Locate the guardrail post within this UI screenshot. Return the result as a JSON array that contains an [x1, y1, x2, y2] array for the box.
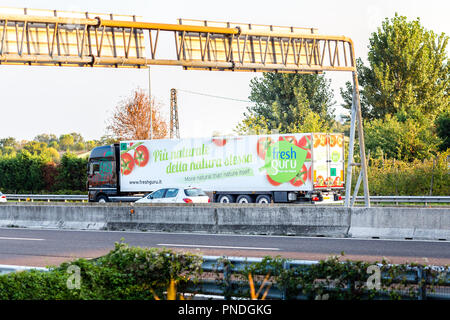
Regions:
[[417, 267, 427, 300], [222, 256, 232, 300], [282, 260, 290, 300]]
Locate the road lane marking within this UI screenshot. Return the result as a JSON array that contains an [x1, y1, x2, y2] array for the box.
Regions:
[[1, 227, 448, 243], [0, 237, 45, 241], [157, 243, 279, 251]]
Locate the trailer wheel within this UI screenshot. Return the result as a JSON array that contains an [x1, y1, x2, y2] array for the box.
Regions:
[[96, 195, 109, 203], [217, 194, 235, 203], [236, 195, 253, 204], [256, 195, 271, 204]]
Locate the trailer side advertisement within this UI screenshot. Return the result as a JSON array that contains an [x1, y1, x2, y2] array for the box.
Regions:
[[119, 133, 344, 193]]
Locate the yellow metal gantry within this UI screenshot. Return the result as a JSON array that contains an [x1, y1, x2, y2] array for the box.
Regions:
[[0, 7, 355, 73], [0, 7, 370, 207]]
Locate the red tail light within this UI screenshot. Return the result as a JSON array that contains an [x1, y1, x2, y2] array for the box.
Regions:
[[1, 195, 5, 199], [183, 198, 193, 203], [312, 197, 319, 202], [338, 196, 342, 200], [208, 198, 211, 203]]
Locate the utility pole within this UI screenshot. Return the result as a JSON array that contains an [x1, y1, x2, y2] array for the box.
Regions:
[[148, 67, 153, 139], [170, 88, 180, 139]]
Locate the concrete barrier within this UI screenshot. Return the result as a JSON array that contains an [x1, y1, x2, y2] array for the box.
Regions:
[[214, 205, 349, 237], [348, 207, 450, 240], [0, 203, 448, 240]]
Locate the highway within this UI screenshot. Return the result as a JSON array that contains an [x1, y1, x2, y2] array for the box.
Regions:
[[1, 227, 450, 267]]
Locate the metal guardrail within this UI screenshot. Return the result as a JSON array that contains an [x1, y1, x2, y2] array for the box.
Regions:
[[3, 194, 450, 204], [0, 264, 48, 275], [4, 194, 88, 202], [1, 256, 449, 300], [348, 196, 450, 204]]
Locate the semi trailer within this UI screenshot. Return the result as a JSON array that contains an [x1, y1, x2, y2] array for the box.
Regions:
[[87, 133, 344, 204]]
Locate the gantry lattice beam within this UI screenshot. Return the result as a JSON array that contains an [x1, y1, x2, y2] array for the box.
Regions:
[[0, 8, 356, 73]]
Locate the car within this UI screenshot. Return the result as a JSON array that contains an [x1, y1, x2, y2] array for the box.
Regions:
[[135, 187, 211, 204], [0, 192, 6, 203]]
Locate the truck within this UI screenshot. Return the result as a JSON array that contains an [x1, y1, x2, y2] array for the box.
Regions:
[[87, 133, 345, 204]]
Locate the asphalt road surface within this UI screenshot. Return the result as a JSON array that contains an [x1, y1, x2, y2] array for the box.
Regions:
[[1, 227, 450, 267]]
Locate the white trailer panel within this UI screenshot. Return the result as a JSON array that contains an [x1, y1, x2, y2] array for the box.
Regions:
[[119, 133, 344, 193]]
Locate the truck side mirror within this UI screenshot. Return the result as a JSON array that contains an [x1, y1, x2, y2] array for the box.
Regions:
[[89, 163, 94, 176]]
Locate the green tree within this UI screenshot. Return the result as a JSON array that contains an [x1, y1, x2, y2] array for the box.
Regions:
[[435, 110, 450, 151], [364, 114, 440, 161], [0, 137, 18, 151], [340, 14, 449, 161], [70, 132, 84, 145], [23, 141, 48, 156], [55, 153, 88, 191], [236, 73, 335, 134], [59, 134, 74, 151], [341, 14, 449, 121], [34, 133, 58, 145], [85, 140, 97, 151], [0, 151, 46, 193], [1, 146, 16, 157], [74, 142, 85, 151], [49, 141, 59, 150]]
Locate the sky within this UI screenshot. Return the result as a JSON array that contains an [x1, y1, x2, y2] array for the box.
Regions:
[[0, 0, 448, 142]]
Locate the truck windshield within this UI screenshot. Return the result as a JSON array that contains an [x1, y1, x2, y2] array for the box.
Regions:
[[184, 188, 206, 197]]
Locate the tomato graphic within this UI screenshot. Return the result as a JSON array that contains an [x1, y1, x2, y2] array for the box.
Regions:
[[320, 134, 327, 147], [121, 152, 134, 175], [279, 135, 296, 144], [290, 164, 308, 187], [313, 134, 321, 148], [316, 175, 325, 186], [266, 174, 281, 186], [212, 138, 227, 147], [334, 176, 342, 186], [134, 145, 149, 167], [296, 135, 312, 161], [337, 135, 343, 148], [329, 135, 337, 147], [296, 135, 310, 148], [257, 137, 274, 160], [325, 177, 334, 187]]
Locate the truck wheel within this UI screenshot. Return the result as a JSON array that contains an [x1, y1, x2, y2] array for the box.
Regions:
[[237, 195, 253, 204], [217, 194, 234, 203], [96, 195, 109, 203], [256, 195, 271, 204]]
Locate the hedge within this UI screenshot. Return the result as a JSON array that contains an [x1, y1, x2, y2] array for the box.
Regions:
[[0, 242, 202, 300], [0, 243, 448, 300], [0, 152, 87, 194], [350, 150, 449, 196]]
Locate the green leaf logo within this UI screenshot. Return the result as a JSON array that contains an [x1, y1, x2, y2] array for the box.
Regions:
[[260, 141, 307, 183], [331, 151, 340, 162]]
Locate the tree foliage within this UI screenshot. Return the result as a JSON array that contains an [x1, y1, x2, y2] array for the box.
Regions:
[[435, 110, 450, 151], [54, 153, 88, 191], [0, 151, 87, 193], [340, 14, 449, 160], [106, 88, 168, 140], [236, 73, 335, 134], [364, 114, 441, 161], [342, 14, 449, 121]]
